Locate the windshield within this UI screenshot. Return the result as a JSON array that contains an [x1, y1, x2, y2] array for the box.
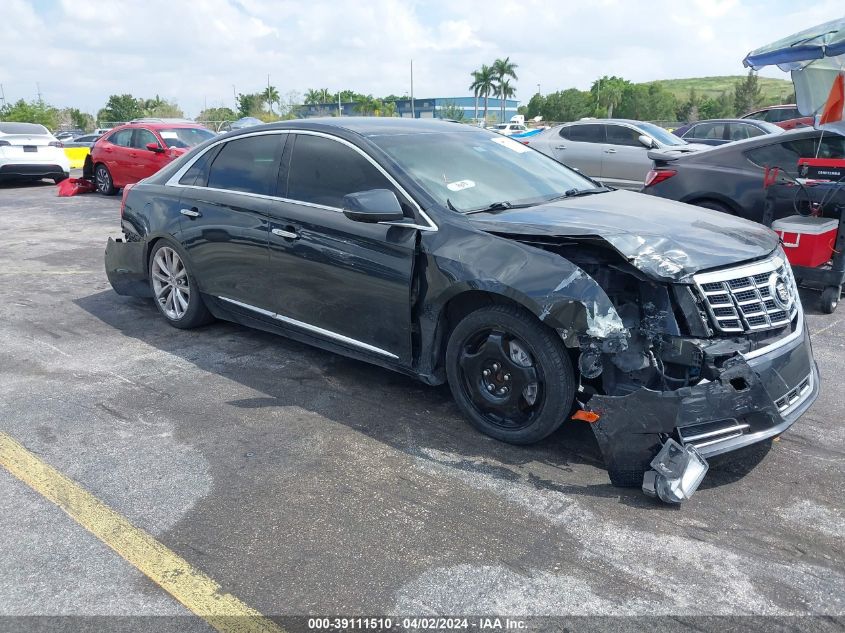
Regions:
[[638, 122, 686, 147], [158, 127, 215, 149], [373, 128, 600, 213]]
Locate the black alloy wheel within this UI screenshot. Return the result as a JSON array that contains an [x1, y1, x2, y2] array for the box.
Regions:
[[446, 304, 575, 444]]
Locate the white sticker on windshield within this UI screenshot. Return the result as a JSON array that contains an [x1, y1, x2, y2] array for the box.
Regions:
[[446, 179, 476, 192], [160, 131, 178, 139], [491, 136, 529, 153]]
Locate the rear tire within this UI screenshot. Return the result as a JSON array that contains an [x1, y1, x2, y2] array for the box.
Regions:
[[445, 304, 575, 445], [149, 241, 214, 329], [694, 199, 733, 215], [820, 286, 840, 314], [94, 163, 116, 195]]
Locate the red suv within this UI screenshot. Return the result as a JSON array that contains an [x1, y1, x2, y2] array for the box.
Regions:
[[741, 104, 814, 130], [85, 119, 215, 194]]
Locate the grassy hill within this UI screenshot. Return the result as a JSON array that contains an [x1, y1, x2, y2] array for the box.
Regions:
[[647, 75, 794, 103]]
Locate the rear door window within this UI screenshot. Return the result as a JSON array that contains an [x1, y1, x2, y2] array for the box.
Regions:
[[286, 133, 394, 209], [206, 134, 284, 196], [568, 124, 606, 143]]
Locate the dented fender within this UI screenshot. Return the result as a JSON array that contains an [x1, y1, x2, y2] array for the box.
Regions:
[[419, 225, 627, 343]]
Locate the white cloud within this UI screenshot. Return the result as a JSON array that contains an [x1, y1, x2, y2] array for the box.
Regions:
[[0, 0, 842, 117]]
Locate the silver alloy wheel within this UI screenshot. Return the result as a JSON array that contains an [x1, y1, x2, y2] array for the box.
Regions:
[[151, 247, 190, 320], [95, 165, 110, 192]]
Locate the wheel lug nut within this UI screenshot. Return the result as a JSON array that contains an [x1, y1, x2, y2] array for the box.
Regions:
[[487, 384, 494, 392], [504, 374, 510, 381], [493, 363, 500, 371], [482, 369, 490, 377]]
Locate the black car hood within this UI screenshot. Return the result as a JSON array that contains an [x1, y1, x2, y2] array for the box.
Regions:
[[468, 189, 779, 282]]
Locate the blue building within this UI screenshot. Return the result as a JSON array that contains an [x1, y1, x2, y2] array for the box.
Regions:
[[301, 96, 520, 123]]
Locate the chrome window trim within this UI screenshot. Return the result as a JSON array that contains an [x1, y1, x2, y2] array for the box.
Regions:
[[217, 296, 399, 360], [164, 128, 438, 232]]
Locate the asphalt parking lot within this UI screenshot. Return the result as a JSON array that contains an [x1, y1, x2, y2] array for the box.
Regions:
[[0, 175, 843, 631]]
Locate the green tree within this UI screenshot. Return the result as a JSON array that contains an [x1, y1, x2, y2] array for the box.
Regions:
[[236, 93, 262, 118], [439, 101, 465, 121], [98, 94, 144, 123], [616, 83, 677, 121], [196, 106, 236, 123], [67, 108, 95, 132], [676, 88, 703, 122], [590, 76, 628, 118], [0, 99, 60, 128], [541, 89, 592, 122], [734, 70, 763, 116], [262, 85, 280, 115], [699, 92, 735, 119], [470, 64, 496, 124], [496, 78, 515, 122], [492, 57, 519, 122], [145, 98, 183, 118], [525, 93, 545, 119]]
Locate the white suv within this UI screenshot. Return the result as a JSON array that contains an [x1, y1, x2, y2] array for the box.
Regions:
[[0, 122, 70, 183]]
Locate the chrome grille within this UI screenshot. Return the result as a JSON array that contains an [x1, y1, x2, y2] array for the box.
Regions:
[[693, 253, 799, 334], [775, 373, 813, 415]]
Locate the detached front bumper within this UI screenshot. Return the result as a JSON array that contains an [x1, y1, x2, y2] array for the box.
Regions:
[[589, 317, 819, 485], [104, 237, 152, 298]]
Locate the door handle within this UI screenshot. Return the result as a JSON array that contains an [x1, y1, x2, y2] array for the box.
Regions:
[[180, 208, 201, 218], [604, 148, 617, 154], [555, 145, 567, 150], [271, 227, 298, 239]]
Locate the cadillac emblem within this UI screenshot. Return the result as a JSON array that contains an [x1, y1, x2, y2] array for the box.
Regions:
[[770, 273, 793, 310]]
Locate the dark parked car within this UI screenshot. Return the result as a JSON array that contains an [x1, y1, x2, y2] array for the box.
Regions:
[[642, 127, 843, 222], [741, 104, 813, 130], [104, 118, 818, 502], [672, 119, 783, 146], [62, 133, 102, 148]]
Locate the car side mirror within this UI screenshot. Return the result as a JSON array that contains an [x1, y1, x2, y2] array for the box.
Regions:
[[342, 189, 405, 223], [146, 142, 164, 153], [638, 135, 655, 149]]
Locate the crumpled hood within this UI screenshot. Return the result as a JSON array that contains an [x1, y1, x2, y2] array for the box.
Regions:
[[468, 189, 779, 281]]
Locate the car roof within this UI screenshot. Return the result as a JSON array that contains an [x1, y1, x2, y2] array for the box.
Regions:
[[111, 121, 208, 130], [228, 117, 478, 138]]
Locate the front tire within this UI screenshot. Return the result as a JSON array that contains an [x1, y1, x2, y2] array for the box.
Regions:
[[445, 304, 576, 445], [94, 163, 116, 195], [149, 241, 213, 329]]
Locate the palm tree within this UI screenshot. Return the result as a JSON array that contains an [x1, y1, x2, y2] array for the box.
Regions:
[[304, 89, 322, 105], [497, 79, 515, 122], [492, 57, 519, 122], [469, 69, 483, 123], [471, 64, 496, 125], [263, 85, 280, 115]]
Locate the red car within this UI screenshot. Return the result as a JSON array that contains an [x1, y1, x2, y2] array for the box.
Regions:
[[741, 104, 814, 130], [85, 119, 215, 195]]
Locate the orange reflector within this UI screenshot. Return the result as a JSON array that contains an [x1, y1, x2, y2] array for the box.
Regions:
[[572, 410, 600, 423]]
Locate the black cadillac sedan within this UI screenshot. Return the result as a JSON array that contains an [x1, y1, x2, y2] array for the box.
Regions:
[[105, 118, 819, 501]]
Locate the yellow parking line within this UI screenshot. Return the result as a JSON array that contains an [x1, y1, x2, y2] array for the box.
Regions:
[[0, 431, 284, 633]]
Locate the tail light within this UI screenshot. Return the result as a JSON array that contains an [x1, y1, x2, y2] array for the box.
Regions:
[[49, 141, 64, 148], [120, 184, 134, 218], [0, 140, 10, 146], [644, 169, 677, 187]]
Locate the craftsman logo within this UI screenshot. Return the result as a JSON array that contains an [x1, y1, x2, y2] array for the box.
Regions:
[[770, 273, 793, 311]]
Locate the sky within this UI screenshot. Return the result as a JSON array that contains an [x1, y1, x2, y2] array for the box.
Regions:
[[1, 0, 842, 117]]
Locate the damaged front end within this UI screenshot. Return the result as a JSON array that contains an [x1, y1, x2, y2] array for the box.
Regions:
[[519, 238, 820, 503]]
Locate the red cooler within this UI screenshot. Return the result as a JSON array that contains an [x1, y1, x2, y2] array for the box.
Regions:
[[772, 215, 838, 268]]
